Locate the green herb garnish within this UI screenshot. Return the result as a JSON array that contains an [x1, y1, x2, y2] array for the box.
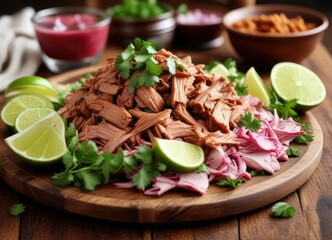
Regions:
[[239, 112, 262, 131], [287, 146, 301, 157], [217, 178, 245, 189], [9, 204, 25, 216], [52, 124, 164, 191], [115, 38, 163, 93], [272, 202, 297, 218], [108, 0, 167, 19]]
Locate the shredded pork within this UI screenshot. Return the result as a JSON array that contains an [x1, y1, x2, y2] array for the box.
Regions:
[[59, 49, 304, 195]]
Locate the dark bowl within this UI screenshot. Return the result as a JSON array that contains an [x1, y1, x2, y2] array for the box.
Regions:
[[223, 4, 329, 67], [175, 9, 223, 49], [108, 4, 176, 48]]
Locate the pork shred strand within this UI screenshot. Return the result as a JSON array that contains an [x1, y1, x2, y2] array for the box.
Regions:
[[59, 50, 252, 153]]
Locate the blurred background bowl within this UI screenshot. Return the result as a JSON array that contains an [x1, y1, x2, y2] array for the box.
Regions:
[[223, 4, 329, 67], [108, 4, 176, 49], [175, 9, 223, 49]]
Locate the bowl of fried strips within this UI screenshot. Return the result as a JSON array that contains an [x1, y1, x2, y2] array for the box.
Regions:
[[223, 4, 329, 67]]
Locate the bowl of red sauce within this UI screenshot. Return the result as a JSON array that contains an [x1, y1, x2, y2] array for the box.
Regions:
[[32, 7, 110, 72], [175, 9, 223, 49]]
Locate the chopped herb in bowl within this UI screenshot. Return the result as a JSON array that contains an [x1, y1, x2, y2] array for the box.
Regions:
[[108, 0, 168, 19]]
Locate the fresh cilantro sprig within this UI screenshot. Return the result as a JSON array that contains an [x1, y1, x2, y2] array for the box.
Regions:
[[52, 123, 165, 191], [287, 146, 301, 157], [115, 38, 184, 93], [272, 202, 297, 218], [250, 170, 266, 177], [267, 92, 299, 121], [239, 112, 262, 131], [9, 204, 25, 216], [217, 178, 245, 189], [108, 0, 167, 19]]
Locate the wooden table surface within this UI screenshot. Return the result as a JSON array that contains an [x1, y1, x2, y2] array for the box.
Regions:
[[1, 29, 332, 240]]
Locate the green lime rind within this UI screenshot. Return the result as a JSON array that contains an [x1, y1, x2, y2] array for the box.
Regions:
[[5, 111, 67, 166], [271, 62, 326, 111], [245, 67, 271, 106], [14, 107, 55, 132], [152, 138, 204, 173], [5, 85, 59, 103], [5, 76, 55, 94], [1, 95, 53, 127]]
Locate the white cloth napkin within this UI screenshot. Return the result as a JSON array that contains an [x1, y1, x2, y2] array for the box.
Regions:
[[0, 7, 41, 91]]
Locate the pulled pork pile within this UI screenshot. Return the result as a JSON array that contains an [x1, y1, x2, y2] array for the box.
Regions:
[[59, 49, 253, 153], [59, 49, 304, 195]]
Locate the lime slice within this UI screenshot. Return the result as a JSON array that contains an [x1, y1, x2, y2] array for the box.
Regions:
[[1, 95, 54, 127], [271, 62, 326, 111], [14, 107, 55, 132], [5, 85, 59, 103], [209, 63, 230, 77], [152, 138, 204, 173], [245, 67, 271, 106], [5, 76, 55, 93], [5, 111, 67, 166]]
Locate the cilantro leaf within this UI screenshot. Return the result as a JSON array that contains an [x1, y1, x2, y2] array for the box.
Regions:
[[9, 204, 25, 216], [123, 156, 138, 174], [116, 38, 162, 92], [146, 57, 162, 76], [287, 146, 301, 157], [217, 178, 245, 189], [132, 165, 160, 190], [197, 164, 208, 173], [52, 171, 74, 187], [272, 202, 296, 218], [76, 170, 101, 191], [167, 57, 176, 75], [138, 71, 159, 88], [268, 92, 299, 120], [294, 133, 314, 144], [117, 59, 133, 79], [250, 170, 266, 177], [239, 112, 262, 131], [134, 145, 153, 164]]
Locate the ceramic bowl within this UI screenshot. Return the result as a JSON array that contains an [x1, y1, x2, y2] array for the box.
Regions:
[[175, 9, 223, 49], [108, 4, 176, 48], [223, 4, 329, 67]]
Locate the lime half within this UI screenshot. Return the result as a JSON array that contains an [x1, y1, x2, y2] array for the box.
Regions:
[[209, 63, 230, 78], [245, 67, 271, 106], [271, 62, 326, 111], [14, 107, 55, 132], [5, 111, 67, 166], [152, 138, 204, 173], [1, 95, 54, 127]]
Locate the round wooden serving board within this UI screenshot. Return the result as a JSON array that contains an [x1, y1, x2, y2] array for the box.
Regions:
[[0, 67, 323, 223]]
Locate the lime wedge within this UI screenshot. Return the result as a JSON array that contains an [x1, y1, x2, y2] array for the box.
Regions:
[[245, 67, 271, 106], [209, 63, 230, 77], [5, 85, 59, 103], [5, 76, 55, 93], [5, 111, 67, 166], [152, 138, 204, 173], [14, 107, 55, 132], [1, 95, 54, 127], [271, 62, 326, 111]]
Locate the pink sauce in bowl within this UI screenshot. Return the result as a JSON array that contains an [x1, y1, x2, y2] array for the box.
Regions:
[[32, 7, 110, 72]]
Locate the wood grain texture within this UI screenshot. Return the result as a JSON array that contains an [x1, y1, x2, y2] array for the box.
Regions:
[[0, 68, 323, 223], [0, 180, 21, 240]]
